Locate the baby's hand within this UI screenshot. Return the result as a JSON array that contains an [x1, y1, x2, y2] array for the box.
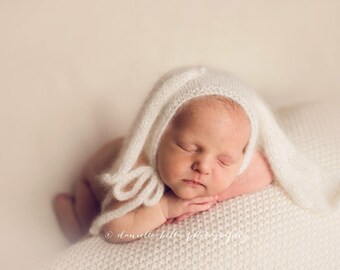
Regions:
[[160, 191, 218, 224]]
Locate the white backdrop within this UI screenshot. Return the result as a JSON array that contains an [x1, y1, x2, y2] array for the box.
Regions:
[[0, 1, 339, 269]]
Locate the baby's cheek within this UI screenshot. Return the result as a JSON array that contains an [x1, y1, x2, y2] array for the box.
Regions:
[[158, 152, 180, 176], [215, 170, 237, 191], [166, 155, 184, 173]]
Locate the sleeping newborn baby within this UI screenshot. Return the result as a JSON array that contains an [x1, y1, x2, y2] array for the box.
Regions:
[[54, 95, 273, 243], [54, 66, 336, 243]]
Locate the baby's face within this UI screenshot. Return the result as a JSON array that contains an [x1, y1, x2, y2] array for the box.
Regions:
[[156, 98, 250, 200]]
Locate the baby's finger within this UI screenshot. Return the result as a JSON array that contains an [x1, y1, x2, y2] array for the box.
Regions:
[[165, 218, 175, 225], [188, 201, 215, 213], [188, 195, 218, 205]]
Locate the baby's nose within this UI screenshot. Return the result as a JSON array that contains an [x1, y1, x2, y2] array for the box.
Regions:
[[192, 159, 213, 175]]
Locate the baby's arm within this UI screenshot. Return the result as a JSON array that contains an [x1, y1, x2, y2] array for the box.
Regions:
[[102, 191, 217, 243], [216, 149, 273, 202], [102, 196, 167, 243]]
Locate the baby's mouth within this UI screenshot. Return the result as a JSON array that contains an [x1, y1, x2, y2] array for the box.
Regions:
[[183, 179, 205, 187]]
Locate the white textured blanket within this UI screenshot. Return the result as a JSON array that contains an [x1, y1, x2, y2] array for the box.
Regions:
[[41, 100, 340, 270]]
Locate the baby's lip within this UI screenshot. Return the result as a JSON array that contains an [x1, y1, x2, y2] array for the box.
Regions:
[[183, 179, 205, 186]]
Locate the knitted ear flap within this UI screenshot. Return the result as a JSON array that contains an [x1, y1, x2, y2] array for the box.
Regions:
[[254, 95, 339, 213], [89, 67, 207, 235]]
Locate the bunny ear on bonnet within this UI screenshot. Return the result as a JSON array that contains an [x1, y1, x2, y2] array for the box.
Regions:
[[253, 95, 340, 213]]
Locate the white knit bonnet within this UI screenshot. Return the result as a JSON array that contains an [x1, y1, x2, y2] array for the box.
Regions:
[[89, 66, 339, 235]]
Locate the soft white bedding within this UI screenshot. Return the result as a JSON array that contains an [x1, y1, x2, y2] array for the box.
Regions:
[[41, 101, 340, 270]]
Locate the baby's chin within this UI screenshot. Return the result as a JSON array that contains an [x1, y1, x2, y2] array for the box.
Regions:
[[173, 189, 207, 200]]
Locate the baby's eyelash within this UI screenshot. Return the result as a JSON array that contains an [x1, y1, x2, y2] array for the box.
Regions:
[[218, 160, 231, 167], [177, 143, 197, 152], [218, 160, 226, 166]]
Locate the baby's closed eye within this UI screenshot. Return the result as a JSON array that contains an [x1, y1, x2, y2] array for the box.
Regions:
[[218, 160, 229, 167], [177, 143, 197, 152]]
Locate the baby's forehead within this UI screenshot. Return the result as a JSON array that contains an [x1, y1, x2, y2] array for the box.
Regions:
[[171, 96, 249, 129]]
